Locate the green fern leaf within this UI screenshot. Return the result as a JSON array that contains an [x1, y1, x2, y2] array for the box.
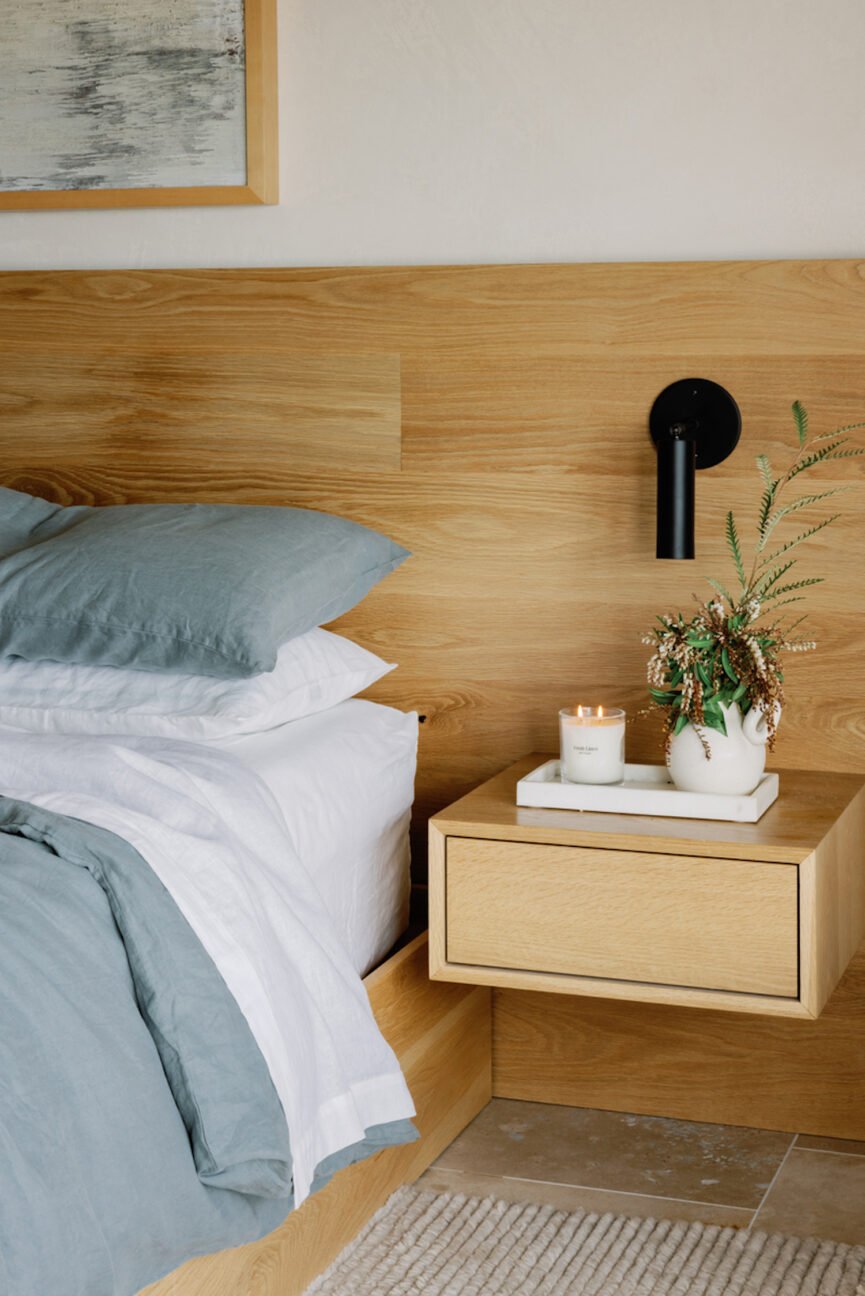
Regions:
[[787, 440, 848, 478], [823, 446, 865, 461], [756, 454, 774, 492], [706, 577, 734, 605], [757, 483, 779, 538], [814, 418, 865, 441], [792, 400, 809, 446], [754, 560, 796, 597], [779, 486, 848, 516], [761, 576, 824, 604], [769, 596, 807, 611], [783, 613, 809, 633], [758, 514, 841, 567], [787, 442, 865, 479], [758, 487, 849, 549], [725, 511, 746, 590]]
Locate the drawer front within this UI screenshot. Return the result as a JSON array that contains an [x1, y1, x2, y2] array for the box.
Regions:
[[446, 838, 798, 997]]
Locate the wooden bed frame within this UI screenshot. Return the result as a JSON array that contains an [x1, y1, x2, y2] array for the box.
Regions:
[[143, 936, 491, 1295], [2, 259, 865, 1291]]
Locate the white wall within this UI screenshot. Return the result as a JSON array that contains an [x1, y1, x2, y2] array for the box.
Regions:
[[1, 0, 863, 270]]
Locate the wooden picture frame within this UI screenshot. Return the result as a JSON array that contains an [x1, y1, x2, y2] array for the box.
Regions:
[[0, 0, 278, 211]]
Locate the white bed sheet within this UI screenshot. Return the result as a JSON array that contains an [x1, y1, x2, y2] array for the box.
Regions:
[[214, 699, 418, 977], [0, 725, 415, 1207]]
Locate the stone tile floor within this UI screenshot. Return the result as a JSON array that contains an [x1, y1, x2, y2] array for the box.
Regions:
[[418, 1099, 865, 1246]]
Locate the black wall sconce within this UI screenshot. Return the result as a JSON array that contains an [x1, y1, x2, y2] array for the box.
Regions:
[[649, 378, 741, 559]]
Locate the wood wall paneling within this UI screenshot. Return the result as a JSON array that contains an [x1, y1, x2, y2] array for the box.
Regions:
[[2, 263, 864, 822], [2, 348, 401, 475], [2, 259, 865, 1135], [491, 976, 865, 1140]]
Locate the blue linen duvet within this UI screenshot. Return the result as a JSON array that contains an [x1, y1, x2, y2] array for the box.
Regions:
[[0, 797, 414, 1296]]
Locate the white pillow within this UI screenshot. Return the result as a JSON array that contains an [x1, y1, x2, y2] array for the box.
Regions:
[[0, 629, 395, 740]]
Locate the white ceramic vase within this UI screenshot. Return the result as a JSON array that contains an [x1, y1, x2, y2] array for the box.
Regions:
[[667, 702, 778, 796]]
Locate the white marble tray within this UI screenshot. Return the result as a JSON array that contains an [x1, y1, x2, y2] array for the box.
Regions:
[[516, 760, 779, 823]]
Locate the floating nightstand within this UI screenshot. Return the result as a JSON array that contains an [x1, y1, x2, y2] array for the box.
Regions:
[[429, 756, 865, 1020]]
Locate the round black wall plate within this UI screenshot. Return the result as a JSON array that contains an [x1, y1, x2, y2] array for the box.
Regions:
[[649, 378, 741, 469]]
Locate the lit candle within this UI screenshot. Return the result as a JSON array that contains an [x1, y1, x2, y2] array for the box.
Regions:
[[559, 705, 626, 785]]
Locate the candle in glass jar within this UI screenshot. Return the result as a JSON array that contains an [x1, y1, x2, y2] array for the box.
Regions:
[[559, 705, 626, 784]]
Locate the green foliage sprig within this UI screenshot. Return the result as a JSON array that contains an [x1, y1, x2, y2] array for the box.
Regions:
[[645, 403, 864, 750]]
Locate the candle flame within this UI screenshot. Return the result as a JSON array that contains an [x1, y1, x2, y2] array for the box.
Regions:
[[598, 704, 604, 718], [577, 704, 584, 717]]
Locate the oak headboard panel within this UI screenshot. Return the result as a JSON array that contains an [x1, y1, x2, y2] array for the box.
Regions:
[[1, 260, 864, 830]]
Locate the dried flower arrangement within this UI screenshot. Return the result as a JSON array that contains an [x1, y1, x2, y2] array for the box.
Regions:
[[645, 403, 864, 753]]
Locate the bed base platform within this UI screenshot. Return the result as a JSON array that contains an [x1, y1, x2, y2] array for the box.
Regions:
[[143, 934, 491, 1296]]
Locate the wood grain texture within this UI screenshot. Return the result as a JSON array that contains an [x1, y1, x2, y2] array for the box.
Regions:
[[2, 259, 865, 1134], [1, 349, 401, 475], [432, 756, 864, 864], [799, 784, 865, 1017], [243, 0, 279, 204], [430, 758, 864, 1021], [143, 935, 492, 1296], [1, 262, 864, 828], [444, 838, 798, 997], [485, 774, 865, 1136], [492, 978, 865, 1140]]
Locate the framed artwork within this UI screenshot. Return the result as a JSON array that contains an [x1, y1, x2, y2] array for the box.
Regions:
[[0, 0, 277, 210]]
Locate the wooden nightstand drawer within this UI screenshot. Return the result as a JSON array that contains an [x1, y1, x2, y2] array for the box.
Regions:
[[429, 756, 865, 1018], [445, 837, 798, 997]]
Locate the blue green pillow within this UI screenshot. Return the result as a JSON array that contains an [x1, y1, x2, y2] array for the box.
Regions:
[[0, 488, 408, 678]]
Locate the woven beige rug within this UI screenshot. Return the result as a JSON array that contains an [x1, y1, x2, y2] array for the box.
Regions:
[[306, 1187, 865, 1295]]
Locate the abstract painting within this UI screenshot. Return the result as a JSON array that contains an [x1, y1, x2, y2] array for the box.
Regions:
[[0, 0, 277, 209]]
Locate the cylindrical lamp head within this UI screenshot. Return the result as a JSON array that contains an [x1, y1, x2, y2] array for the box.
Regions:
[[656, 434, 696, 559]]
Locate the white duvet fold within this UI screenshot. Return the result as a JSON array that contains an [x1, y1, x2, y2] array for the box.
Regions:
[[0, 731, 415, 1207]]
